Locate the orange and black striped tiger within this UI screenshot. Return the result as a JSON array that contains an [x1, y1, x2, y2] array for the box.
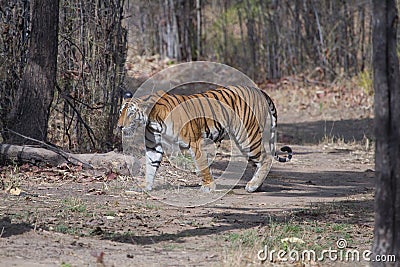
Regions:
[[117, 85, 292, 193]]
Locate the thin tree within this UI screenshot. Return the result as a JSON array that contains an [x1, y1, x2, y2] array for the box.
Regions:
[[5, 0, 59, 144], [372, 0, 400, 265]]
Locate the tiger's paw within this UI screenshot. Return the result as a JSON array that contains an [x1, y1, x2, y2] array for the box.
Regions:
[[125, 186, 148, 194], [245, 182, 261, 193], [126, 182, 152, 193], [145, 184, 153, 192], [200, 181, 216, 193]]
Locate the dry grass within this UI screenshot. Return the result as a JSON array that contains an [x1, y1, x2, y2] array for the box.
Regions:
[[219, 203, 374, 266]]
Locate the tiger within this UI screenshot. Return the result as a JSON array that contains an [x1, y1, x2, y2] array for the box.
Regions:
[[117, 85, 292, 193]]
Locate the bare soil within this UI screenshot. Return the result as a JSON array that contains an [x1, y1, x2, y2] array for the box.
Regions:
[[0, 82, 375, 267]]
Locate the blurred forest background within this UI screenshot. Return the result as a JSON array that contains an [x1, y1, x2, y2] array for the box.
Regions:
[[0, 0, 398, 153]]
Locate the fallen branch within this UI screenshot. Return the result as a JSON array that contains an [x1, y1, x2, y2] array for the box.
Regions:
[[0, 144, 142, 176], [4, 128, 93, 168]]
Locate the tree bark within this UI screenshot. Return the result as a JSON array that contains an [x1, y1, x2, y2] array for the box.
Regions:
[[372, 0, 400, 265], [5, 0, 59, 145]]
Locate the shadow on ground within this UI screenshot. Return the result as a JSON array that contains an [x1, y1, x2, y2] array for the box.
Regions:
[[103, 166, 374, 245], [0, 216, 33, 238], [279, 118, 373, 144], [105, 199, 373, 246]]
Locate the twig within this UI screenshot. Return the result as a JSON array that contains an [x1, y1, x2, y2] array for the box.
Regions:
[[55, 84, 97, 149]]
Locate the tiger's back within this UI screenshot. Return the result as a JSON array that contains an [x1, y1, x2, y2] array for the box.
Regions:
[[149, 86, 273, 160]]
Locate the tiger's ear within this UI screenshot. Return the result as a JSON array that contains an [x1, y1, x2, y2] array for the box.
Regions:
[[137, 100, 152, 111], [155, 90, 166, 96], [123, 91, 133, 99]]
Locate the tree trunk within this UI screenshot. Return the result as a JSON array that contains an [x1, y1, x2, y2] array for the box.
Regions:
[[5, 0, 59, 145], [196, 0, 201, 59], [372, 0, 400, 265], [245, 0, 257, 80]]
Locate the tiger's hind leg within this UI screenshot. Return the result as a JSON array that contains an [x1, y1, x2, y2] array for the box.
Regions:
[[245, 148, 273, 193], [190, 140, 216, 193]]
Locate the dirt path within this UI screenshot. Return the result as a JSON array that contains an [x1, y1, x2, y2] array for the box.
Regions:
[[0, 87, 375, 267]]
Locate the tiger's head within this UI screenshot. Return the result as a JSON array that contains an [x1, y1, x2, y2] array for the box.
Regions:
[[116, 92, 148, 132]]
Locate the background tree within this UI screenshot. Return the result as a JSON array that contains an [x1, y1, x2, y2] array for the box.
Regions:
[[372, 0, 400, 264], [4, 0, 59, 144], [0, 0, 387, 152], [55, 0, 127, 152], [0, 0, 127, 152], [126, 0, 372, 82]]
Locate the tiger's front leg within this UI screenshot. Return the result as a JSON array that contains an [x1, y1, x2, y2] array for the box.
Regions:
[[144, 148, 163, 191], [144, 130, 163, 191], [190, 140, 216, 193]]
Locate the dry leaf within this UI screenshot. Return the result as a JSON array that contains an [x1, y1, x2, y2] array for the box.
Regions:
[[106, 172, 117, 180], [9, 187, 22, 196]]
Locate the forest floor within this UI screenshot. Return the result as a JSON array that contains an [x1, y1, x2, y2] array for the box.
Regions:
[[0, 76, 376, 266]]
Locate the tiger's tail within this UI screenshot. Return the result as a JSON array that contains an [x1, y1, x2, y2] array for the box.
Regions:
[[274, 146, 293, 162]]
